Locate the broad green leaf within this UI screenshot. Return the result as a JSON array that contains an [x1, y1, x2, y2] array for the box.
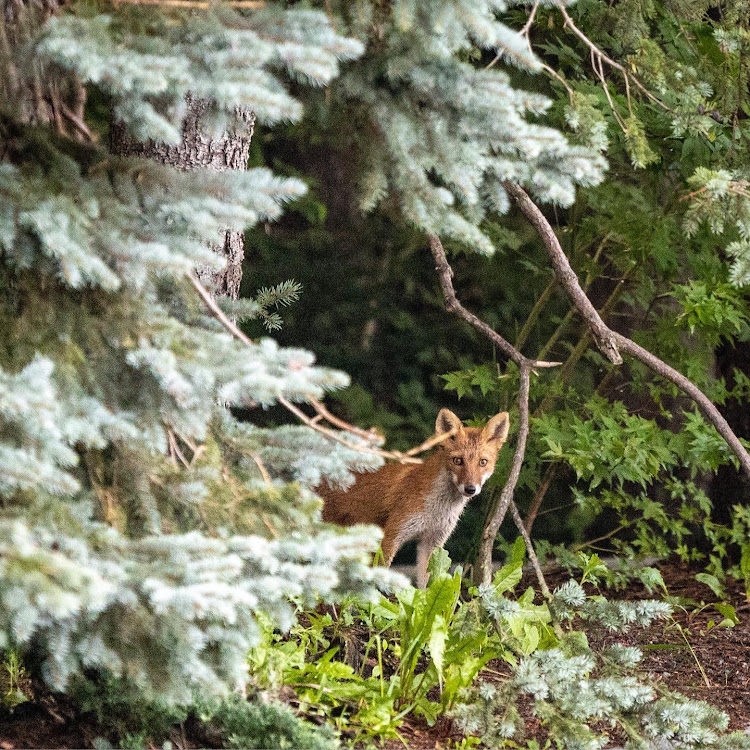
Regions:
[[427, 547, 451, 580], [521, 623, 540, 655], [428, 614, 448, 688], [695, 572, 725, 599], [713, 602, 739, 626], [491, 560, 523, 595]]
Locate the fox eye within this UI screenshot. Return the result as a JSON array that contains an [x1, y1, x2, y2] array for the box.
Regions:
[[452, 457, 463, 466], [479, 458, 488, 467]]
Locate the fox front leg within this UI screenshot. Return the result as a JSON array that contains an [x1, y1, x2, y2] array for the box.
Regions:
[[415, 538, 438, 588]]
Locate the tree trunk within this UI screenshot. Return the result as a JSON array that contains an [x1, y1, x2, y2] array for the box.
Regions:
[[110, 96, 255, 299]]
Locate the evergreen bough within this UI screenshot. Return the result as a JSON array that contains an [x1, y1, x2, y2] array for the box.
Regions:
[[0, 0, 605, 713], [454, 580, 750, 749], [0, 0, 401, 703], [331, 0, 607, 254]]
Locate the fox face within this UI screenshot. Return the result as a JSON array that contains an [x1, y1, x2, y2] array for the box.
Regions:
[[435, 409, 510, 498]]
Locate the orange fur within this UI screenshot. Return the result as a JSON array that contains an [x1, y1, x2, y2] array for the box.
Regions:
[[318, 409, 510, 587]]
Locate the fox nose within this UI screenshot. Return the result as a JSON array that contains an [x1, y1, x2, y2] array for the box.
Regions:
[[464, 485, 477, 496]]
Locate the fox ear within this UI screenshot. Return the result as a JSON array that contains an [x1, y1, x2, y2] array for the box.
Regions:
[[482, 412, 510, 445], [436, 408, 463, 438]]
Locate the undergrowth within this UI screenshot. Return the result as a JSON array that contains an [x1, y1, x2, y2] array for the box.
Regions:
[[244, 542, 750, 748], [4, 544, 748, 748]]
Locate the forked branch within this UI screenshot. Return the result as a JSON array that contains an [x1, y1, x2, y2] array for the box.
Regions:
[[429, 236, 560, 372], [429, 234, 558, 591], [503, 182, 750, 480]]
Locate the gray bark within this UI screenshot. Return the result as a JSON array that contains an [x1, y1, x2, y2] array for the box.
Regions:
[[110, 97, 255, 299]]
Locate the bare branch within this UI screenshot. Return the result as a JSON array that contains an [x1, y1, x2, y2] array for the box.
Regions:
[[190, 272, 443, 465], [503, 183, 623, 365], [428, 235, 561, 371], [504, 184, 750, 480], [613, 333, 750, 478], [474, 361, 533, 586], [167, 428, 191, 469]]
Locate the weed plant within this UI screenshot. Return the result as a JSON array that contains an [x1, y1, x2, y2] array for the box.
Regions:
[[247, 543, 750, 748]]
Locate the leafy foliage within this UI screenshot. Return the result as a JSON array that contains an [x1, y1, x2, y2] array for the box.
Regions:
[[456, 565, 750, 749], [245, 546, 750, 748], [247, 550, 505, 742]]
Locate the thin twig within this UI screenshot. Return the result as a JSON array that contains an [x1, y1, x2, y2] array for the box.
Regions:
[[307, 396, 383, 443], [571, 523, 628, 552], [404, 428, 457, 456], [189, 445, 205, 467], [509, 499, 551, 599], [190, 271, 437, 464], [60, 103, 93, 141], [524, 463, 556, 534], [515, 275, 556, 352], [542, 63, 576, 99], [262, 517, 279, 538], [592, 47, 626, 131], [167, 429, 191, 469], [556, 4, 673, 114], [678, 186, 707, 202], [247, 450, 272, 485], [505, 183, 750, 480], [277, 394, 421, 464], [521, 1, 541, 38], [189, 272, 254, 345]]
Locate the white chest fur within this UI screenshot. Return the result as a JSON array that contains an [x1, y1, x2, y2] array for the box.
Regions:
[[393, 467, 469, 550]]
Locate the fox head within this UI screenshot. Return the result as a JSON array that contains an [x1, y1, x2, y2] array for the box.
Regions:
[[435, 409, 510, 499]]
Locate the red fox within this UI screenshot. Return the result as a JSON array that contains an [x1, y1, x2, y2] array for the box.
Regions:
[[318, 409, 510, 587]]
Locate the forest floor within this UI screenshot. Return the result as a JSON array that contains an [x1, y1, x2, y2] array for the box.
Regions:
[[385, 560, 750, 749], [1, 561, 749, 749]]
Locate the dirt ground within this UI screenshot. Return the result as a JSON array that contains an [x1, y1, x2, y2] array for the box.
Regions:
[[1, 561, 749, 749]]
